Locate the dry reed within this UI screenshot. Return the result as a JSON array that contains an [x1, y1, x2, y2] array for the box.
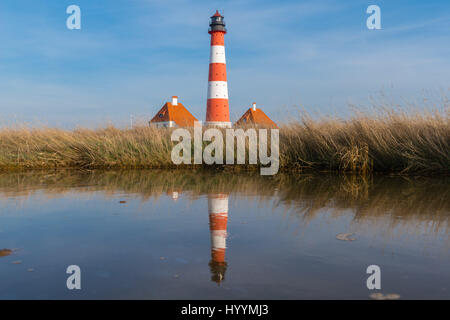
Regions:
[[0, 108, 448, 174]]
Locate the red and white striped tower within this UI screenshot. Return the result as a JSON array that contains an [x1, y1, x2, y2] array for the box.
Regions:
[[205, 11, 232, 128], [208, 193, 229, 284]]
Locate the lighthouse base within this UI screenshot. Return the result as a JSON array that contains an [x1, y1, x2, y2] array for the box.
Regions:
[[204, 121, 232, 128]]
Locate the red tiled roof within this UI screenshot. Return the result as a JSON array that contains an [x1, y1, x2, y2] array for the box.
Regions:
[[235, 108, 278, 128], [150, 101, 198, 127]]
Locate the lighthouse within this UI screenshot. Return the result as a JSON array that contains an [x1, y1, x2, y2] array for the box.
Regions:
[[205, 11, 232, 128], [208, 193, 229, 284]]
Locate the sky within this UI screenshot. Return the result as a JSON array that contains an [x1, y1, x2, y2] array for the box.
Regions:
[[0, 0, 449, 128]]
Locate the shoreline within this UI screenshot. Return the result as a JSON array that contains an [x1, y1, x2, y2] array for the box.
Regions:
[[0, 165, 448, 177]]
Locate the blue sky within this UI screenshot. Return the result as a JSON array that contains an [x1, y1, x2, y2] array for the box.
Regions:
[[0, 0, 449, 128]]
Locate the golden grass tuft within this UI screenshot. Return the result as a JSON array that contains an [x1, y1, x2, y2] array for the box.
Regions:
[[279, 108, 449, 174]]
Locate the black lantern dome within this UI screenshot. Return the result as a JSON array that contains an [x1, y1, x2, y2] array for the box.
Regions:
[[209, 10, 226, 33]]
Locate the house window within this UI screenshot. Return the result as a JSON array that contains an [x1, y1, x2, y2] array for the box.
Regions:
[[159, 114, 164, 118]]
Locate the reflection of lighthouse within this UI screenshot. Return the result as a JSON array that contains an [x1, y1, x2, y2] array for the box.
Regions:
[[166, 190, 181, 201], [208, 193, 229, 285]]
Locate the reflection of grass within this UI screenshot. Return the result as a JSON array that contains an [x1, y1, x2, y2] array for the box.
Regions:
[[0, 170, 448, 234], [0, 108, 448, 174]]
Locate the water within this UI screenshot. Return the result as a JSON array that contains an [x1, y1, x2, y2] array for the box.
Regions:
[[0, 170, 448, 299]]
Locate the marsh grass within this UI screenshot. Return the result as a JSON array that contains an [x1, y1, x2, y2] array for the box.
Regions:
[[281, 108, 449, 174], [0, 125, 174, 169], [0, 108, 448, 174]]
